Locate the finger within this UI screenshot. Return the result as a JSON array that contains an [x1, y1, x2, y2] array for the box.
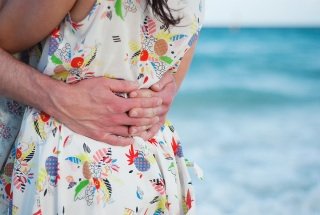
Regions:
[[102, 134, 134, 147], [122, 97, 162, 111], [147, 122, 162, 137], [105, 126, 130, 137], [106, 78, 139, 93], [129, 89, 154, 98], [150, 72, 175, 92], [128, 106, 164, 118], [140, 122, 163, 141], [116, 114, 160, 126], [129, 125, 153, 135], [136, 130, 150, 141]]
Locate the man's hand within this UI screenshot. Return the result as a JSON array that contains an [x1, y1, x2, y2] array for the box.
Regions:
[[48, 77, 162, 146], [128, 72, 177, 140]]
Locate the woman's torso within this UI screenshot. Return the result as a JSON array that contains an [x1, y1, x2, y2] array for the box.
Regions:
[[36, 0, 204, 88]]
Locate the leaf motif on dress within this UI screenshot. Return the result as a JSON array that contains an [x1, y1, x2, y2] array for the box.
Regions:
[[170, 34, 188, 42], [188, 33, 199, 47], [93, 148, 113, 163], [107, 10, 113, 20], [22, 143, 35, 162], [84, 47, 97, 67], [123, 208, 135, 215], [51, 55, 63, 65], [63, 135, 73, 148], [182, 189, 194, 213], [83, 143, 91, 154], [33, 119, 47, 140], [129, 41, 140, 52], [142, 16, 157, 36], [136, 186, 144, 200], [102, 178, 112, 201], [74, 179, 89, 200], [65, 157, 82, 165], [150, 178, 166, 195], [13, 169, 26, 192], [159, 56, 173, 64], [115, 0, 124, 20]]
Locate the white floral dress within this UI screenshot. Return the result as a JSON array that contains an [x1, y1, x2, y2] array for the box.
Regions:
[[0, 0, 204, 214]]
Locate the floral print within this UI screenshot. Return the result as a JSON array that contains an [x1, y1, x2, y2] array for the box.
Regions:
[[0, 99, 25, 167], [0, 0, 204, 214]]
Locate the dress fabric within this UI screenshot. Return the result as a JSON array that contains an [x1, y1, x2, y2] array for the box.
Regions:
[[0, 0, 204, 214], [0, 99, 25, 168]]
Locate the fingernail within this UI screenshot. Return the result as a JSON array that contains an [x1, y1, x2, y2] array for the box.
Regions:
[[130, 92, 137, 97], [155, 83, 161, 89], [130, 110, 137, 117], [157, 98, 162, 105], [131, 128, 137, 134]]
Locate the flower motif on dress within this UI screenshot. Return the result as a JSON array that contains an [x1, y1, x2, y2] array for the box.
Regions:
[[0, 152, 14, 201], [32, 111, 56, 141], [182, 189, 194, 214], [124, 0, 137, 13], [65, 146, 119, 206], [6, 100, 25, 117], [0, 123, 12, 140], [126, 144, 152, 173], [128, 15, 197, 84], [149, 195, 169, 214], [13, 141, 35, 193], [114, 0, 137, 20], [171, 137, 184, 158], [49, 40, 97, 84]]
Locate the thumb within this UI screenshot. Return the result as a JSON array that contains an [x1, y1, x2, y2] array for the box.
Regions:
[[106, 78, 139, 92], [150, 72, 175, 92]]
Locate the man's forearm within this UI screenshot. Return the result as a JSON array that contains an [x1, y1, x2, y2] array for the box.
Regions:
[[0, 47, 65, 114]]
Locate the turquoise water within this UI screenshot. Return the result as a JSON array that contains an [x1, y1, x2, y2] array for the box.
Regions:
[[168, 28, 320, 214]]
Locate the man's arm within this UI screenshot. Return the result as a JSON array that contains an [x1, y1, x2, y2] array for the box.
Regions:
[[0, 0, 77, 53], [0, 0, 165, 145], [0, 48, 163, 145]]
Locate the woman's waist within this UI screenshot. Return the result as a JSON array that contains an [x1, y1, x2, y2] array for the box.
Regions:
[[22, 106, 176, 150]]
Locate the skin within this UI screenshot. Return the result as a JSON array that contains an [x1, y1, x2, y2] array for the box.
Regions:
[[0, 0, 196, 146]]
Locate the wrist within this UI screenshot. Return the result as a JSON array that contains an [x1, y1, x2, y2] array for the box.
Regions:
[[32, 73, 68, 117]]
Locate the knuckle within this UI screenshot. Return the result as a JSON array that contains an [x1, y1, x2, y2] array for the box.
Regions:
[[113, 102, 125, 113], [108, 114, 119, 124], [106, 104, 117, 113], [145, 90, 153, 97], [154, 116, 160, 123], [152, 97, 161, 106], [129, 108, 140, 117], [138, 118, 149, 126], [150, 108, 157, 117], [91, 130, 104, 140]]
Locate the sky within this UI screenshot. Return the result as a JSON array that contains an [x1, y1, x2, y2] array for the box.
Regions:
[[203, 0, 320, 27]]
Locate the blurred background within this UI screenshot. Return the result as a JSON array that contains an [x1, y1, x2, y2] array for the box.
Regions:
[[168, 0, 320, 214]]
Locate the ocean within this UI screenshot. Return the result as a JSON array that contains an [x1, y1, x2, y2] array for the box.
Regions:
[[167, 28, 320, 215]]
